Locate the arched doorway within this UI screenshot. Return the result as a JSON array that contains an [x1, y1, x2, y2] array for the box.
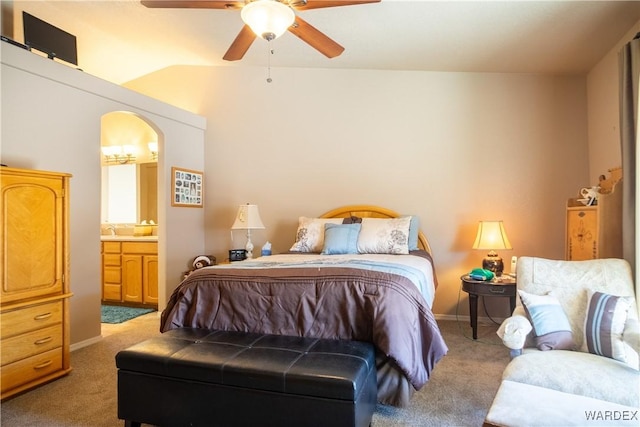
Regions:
[[99, 111, 162, 332]]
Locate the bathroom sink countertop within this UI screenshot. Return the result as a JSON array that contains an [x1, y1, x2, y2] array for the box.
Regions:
[[100, 235, 158, 242]]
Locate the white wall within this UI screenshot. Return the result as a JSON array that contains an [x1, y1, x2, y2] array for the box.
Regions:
[[587, 20, 640, 301], [1, 43, 206, 345], [127, 65, 589, 319], [587, 19, 640, 184]]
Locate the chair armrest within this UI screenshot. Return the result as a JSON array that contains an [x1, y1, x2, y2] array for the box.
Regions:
[[497, 314, 532, 351]]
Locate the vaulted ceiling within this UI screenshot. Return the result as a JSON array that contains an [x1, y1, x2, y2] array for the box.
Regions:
[[7, 1, 640, 84]]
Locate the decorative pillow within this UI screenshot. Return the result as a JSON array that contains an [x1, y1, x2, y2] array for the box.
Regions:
[[583, 290, 637, 368], [403, 215, 420, 251], [356, 217, 411, 255], [289, 217, 343, 253], [342, 216, 362, 224], [518, 290, 575, 351], [321, 223, 361, 255]]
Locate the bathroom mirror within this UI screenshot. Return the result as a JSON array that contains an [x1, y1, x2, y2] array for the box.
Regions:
[[101, 162, 157, 224]]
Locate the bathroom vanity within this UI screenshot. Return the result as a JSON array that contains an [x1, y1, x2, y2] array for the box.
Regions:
[[101, 236, 158, 307]]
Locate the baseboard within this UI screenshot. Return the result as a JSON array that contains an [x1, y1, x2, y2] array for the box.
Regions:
[[435, 313, 507, 324], [72, 314, 496, 349], [435, 314, 465, 322], [70, 335, 102, 352]]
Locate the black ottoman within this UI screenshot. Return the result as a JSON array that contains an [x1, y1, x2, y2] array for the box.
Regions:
[[116, 328, 377, 427]]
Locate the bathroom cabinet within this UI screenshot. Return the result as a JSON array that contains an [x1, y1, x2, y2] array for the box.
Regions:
[[102, 240, 158, 307]]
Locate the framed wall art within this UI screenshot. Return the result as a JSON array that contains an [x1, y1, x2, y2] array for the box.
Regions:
[[171, 167, 203, 208]]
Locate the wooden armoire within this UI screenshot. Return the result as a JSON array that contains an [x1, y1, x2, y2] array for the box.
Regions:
[[565, 168, 622, 261], [0, 167, 72, 400]]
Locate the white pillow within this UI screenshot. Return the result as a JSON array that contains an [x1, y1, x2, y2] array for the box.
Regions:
[[289, 217, 343, 253], [357, 217, 411, 255]]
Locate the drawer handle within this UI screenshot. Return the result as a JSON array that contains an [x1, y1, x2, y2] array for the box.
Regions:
[[490, 287, 505, 294], [34, 336, 53, 345], [34, 312, 53, 321], [34, 360, 53, 370]]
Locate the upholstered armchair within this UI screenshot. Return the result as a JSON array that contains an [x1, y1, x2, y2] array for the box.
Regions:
[[498, 257, 639, 364], [486, 257, 640, 426]]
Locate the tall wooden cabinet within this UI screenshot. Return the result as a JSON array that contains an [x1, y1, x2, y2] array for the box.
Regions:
[[566, 169, 622, 261], [0, 167, 72, 400]]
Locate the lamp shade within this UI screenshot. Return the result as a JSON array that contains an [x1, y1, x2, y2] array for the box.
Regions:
[[472, 221, 512, 250], [472, 220, 512, 277], [241, 0, 295, 41], [231, 204, 265, 230]]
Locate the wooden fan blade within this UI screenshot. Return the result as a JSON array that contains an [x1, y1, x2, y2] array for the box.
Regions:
[[290, 0, 380, 11], [288, 16, 344, 58], [223, 25, 257, 61], [141, 0, 243, 10]]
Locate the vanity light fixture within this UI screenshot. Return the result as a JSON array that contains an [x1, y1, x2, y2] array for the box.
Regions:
[[101, 144, 137, 164], [148, 142, 158, 161]]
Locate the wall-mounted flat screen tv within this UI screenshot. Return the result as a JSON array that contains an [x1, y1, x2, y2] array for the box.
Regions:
[[23, 11, 77, 65]]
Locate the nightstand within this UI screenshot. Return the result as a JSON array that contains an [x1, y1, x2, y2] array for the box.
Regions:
[[460, 275, 517, 339]]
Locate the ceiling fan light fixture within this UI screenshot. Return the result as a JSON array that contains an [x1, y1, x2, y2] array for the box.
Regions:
[[241, 0, 295, 41]]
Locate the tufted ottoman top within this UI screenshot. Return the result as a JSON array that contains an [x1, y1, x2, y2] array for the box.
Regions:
[[116, 328, 376, 401]]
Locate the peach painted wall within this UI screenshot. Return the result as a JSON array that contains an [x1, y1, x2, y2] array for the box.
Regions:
[[127, 65, 588, 319]]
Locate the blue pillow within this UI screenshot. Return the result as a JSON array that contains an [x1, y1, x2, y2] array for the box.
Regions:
[[518, 290, 575, 351], [321, 223, 361, 255], [405, 215, 420, 251]]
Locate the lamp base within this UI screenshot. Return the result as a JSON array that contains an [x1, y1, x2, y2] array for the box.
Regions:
[[246, 236, 254, 259], [483, 252, 504, 277]]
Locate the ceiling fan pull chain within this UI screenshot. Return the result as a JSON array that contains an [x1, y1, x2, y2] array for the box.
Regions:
[[266, 43, 274, 83]]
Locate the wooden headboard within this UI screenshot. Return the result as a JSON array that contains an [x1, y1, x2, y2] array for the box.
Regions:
[[320, 205, 432, 254]]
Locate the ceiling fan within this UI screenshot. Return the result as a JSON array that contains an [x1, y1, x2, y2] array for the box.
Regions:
[[141, 0, 380, 61]]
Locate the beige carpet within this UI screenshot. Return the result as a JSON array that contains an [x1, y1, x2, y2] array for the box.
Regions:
[[0, 314, 510, 426]]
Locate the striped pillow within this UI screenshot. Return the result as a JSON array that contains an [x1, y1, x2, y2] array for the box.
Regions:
[[584, 290, 636, 368]]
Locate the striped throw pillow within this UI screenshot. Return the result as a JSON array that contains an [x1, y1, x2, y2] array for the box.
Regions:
[[584, 290, 636, 368]]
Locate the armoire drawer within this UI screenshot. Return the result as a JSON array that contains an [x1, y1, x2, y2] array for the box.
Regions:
[[1, 324, 63, 365], [0, 348, 63, 394], [0, 301, 63, 339]]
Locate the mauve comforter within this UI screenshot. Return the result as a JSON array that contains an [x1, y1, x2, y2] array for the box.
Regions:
[[160, 252, 448, 406]]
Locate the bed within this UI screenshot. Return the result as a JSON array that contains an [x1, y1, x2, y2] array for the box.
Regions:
[[160, 205, 448, 407]]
